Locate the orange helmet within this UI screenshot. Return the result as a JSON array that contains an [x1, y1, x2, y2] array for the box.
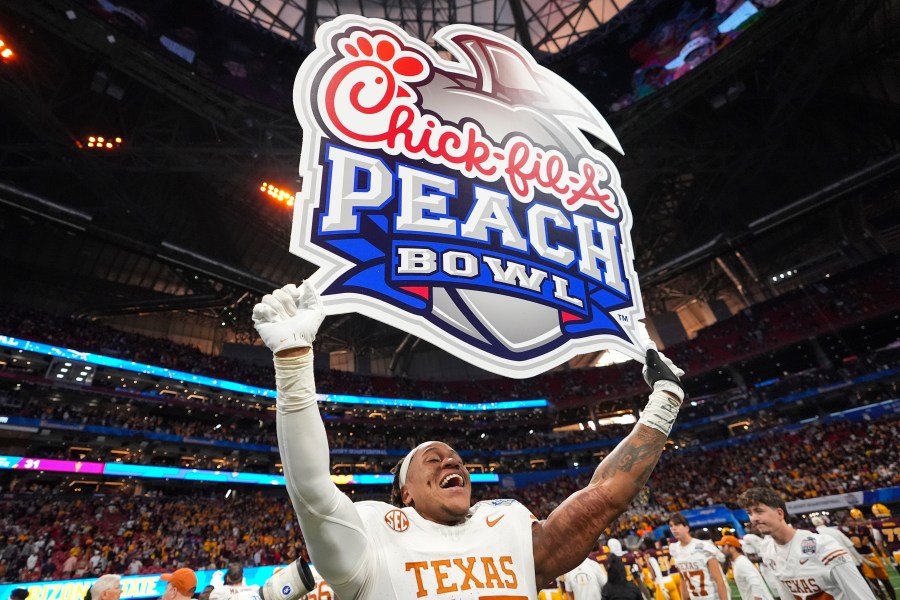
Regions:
[[872, 504, 891, 518], [850, 508, 864, 520]]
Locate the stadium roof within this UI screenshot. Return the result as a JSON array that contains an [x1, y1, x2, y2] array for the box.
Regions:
[[214, 0, 633, 54]]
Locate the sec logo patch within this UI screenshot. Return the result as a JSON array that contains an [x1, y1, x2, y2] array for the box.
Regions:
[[385, 509, 410, 532]]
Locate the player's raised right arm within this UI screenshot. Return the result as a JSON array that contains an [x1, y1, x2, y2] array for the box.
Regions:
[[253, 283, 371, 590], [531, 349, 685, 587]]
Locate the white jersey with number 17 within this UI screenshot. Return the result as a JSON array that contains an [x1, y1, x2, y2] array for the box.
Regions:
[[670, 539, 727, 600]]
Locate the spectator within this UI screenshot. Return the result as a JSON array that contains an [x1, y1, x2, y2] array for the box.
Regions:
[[600, 555, 642, 600], [161, 568, 198, 600], [89, 574, 123, 600], [62, 551, 77, 579], [209, 563, 257, 600], [128, 557, 143, 575], [715, 535, 773, 600], [9, 589, 29, 600]]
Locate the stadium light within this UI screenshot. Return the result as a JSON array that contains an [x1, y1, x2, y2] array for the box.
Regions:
[[594, 412, 637, 426], [260, 181, 296, 207], [78, 135, 124, 150], [0, 39, 14, 62]]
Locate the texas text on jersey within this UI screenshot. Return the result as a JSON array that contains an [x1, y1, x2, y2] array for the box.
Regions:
[[669, 539, 724, 600], [760, 530, 876, 600]]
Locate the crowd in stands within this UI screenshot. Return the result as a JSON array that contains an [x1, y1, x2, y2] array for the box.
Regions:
[[1, 258, 898, 579], [2, 302, 898, 476], [0, 490, 305, 583], [4, 353, 898, 476], [1, 259, 898, 413], [1, 409, 897, 582], [491, 412, 900, 539]]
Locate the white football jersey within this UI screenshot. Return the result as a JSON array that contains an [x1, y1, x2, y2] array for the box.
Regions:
[[209, 584, 260, 600], [742, 534, 782, 594], [561, 557, 607, 600], [760, 530, 877, 600], [669, 538, 728, 600], [731, 554, 774, 600], [341, 499, 539, 600], [304, 565, 336, 600]]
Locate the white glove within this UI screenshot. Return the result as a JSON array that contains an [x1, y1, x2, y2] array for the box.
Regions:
[[252, 282, 325, 354]]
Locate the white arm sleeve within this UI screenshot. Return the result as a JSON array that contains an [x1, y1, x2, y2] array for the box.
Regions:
[[275, 353, 373, 593], [825, 528, 865, 564], [775, 580, 794, 600], [830, 560, 878, 600], [742, 569, 773, 600], [841, 539, 866, 565]]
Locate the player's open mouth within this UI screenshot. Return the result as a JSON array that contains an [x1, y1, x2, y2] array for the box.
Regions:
[[439, 473, 465, 489]]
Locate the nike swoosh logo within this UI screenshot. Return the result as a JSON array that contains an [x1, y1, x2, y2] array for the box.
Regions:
[[486, 515, 504, 527], [799, 558, 810, 564]]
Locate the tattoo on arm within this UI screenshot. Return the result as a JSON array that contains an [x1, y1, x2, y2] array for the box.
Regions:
[[533, 426, 667, 587], [592, 427, 665, 488]]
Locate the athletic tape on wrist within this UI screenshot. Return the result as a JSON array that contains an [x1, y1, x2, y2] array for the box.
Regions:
[[638, 388, 682, 436], [273, 352, 317, 412]]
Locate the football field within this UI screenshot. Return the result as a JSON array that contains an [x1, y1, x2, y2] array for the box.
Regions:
[[890, 566, 900, 592]]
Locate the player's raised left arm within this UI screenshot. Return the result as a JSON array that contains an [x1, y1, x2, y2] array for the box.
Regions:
[[531, 349, 685, 587], [253, 283, 373, 595]]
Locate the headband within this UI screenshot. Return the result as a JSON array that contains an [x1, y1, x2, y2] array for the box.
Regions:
[[398, 440, 439, 486]]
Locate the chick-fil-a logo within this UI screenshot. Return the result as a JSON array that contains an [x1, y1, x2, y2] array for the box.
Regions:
[[317, 30, 618, 216], [292, 16, 646, 378]]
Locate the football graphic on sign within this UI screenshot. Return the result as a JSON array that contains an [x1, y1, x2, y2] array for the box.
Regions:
[[291, 15, 646, 378]]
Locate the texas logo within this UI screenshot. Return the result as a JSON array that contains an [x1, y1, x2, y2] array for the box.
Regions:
[[291, 15, 646, 378]]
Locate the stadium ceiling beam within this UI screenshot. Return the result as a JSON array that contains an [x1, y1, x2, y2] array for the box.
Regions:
[[637, 151, 900, 290], [5, 1, 302, 150], [216, 0, 312, 47], [529, 0, 603, 53], [0, 183, 281, 296], [0, 58, 166, 234], [73, 291, 243, 320], [303, 0, 319, 43], [508, 0, 535, 54], [759, 0, 883, 132]]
